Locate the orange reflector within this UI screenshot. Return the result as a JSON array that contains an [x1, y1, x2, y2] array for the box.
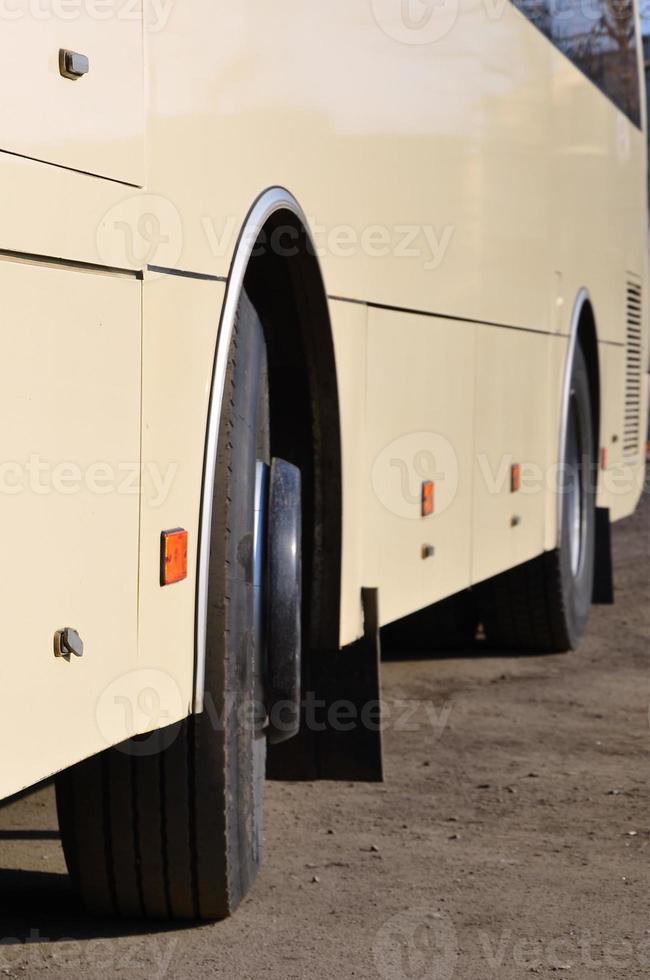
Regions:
[[600, 447, 608, 470], [511, 463, 521, 493], [160, 528, 188, 586], [421, 480, 435, 517]]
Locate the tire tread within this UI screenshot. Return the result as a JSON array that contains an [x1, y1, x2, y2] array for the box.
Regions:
[[55, 291, 266, 921]]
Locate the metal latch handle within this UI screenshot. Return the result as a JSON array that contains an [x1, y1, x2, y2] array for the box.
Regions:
[[54, 627, 84, 659], [59, 49, 89, 80]]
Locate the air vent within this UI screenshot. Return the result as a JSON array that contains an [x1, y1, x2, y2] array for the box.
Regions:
[[623, 280, 642, 457]]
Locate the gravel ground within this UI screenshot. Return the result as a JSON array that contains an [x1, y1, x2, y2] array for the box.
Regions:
[[0, 488, 647, 980]]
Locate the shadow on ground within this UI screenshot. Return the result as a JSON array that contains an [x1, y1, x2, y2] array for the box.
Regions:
[[0, 786, 189, 943]]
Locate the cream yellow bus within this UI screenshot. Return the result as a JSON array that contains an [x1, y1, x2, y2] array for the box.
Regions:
[[0, 0, 647, 921]]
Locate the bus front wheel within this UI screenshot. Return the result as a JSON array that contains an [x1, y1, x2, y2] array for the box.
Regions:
[[55, 290, 295, 920]]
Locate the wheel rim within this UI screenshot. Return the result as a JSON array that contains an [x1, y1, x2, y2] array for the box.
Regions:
[[265, 458, 302, 745], [253, 461, 269, 732], [566, 395, 586, 578]]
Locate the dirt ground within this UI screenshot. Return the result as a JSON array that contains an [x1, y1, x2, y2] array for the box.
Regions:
[[0, 490, 647, 980]]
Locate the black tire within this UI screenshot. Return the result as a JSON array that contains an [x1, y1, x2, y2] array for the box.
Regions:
[[476, 344, 596, 653], [56, 289, 269, 920]]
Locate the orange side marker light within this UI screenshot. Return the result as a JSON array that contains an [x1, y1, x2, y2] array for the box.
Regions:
[[421, 480, 435, 517], [161, 528, 188, 586], [600, 447, 608, 470], [511, 463, 521, 493]]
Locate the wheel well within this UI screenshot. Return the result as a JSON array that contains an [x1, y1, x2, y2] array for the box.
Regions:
[[576, 298, 600, 461], [243, 208, 342, 653]]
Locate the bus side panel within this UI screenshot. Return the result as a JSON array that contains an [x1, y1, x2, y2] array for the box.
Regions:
[[471, 328, 549, 585], [0, 263, 141, 800], [0, 8, 144, 185], [144, 0, 553, 333], [550, 30, 648, 520], [363, 308, 475, 627], [597, 341, 647, 522]]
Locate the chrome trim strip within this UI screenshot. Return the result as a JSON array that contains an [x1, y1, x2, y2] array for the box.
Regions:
[[556, 287, 590, 547], [194, 187, 317, 712]]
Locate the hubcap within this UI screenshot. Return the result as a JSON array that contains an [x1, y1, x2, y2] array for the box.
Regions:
[[265, 458, 302, 745]]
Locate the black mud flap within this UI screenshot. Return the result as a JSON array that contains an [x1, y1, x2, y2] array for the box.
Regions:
[[593, 507, 614, 604], [267, 588, 383, 782]]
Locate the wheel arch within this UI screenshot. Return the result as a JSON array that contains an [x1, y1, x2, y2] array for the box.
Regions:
[[194, 187, 342, 711], [576, 297, 600, 461], [557, 287, 601, 545]]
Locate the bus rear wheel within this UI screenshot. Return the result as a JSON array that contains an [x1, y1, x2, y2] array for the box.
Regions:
[[55, 289, 296, 920], [476, 344, 596, 653]]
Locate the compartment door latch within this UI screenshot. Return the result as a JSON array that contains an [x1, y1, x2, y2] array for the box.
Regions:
[[54, 627, 84, 659]]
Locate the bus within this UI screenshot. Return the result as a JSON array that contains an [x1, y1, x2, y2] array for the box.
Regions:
[[0, 0, 647, 921]]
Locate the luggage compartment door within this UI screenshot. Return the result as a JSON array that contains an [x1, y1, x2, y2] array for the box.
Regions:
[[0, 260, 141, 798]]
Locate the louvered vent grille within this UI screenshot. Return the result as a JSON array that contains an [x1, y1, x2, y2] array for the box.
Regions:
[[623, 281, 642, 457]]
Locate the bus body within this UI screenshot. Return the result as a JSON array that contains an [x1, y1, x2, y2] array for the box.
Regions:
[[0, 0, 647, 918]]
